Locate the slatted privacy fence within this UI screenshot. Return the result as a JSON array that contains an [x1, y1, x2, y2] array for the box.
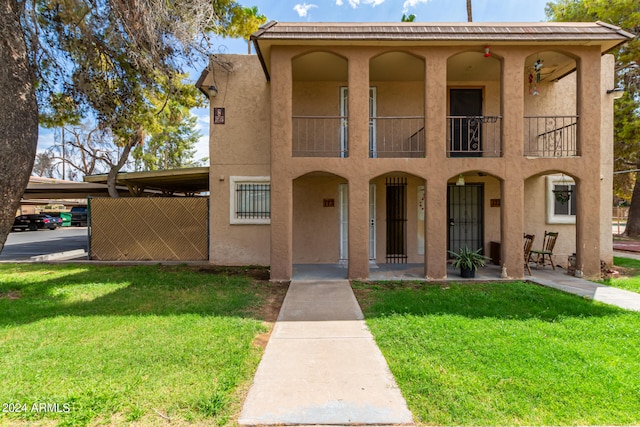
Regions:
[[89, 197, 209, 261]]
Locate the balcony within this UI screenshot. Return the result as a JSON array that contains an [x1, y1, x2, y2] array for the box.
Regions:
[[524, 116, 578, 157], [370, 116, 425, 158], [292, 116, 347, 158], [447, 116, 502, 157]]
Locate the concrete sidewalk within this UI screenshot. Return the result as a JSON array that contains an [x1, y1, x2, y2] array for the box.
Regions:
[[528, 268, 640, 312], [239, 280, 414, 426]]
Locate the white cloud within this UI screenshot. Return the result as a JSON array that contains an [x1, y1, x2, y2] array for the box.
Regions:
[[345, 0, 385, 8], [293, 3, 318, 17], [402, 0, 430, 13], [335, 0, 343, 5]]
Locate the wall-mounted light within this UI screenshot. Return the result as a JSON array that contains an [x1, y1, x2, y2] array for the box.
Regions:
[[456, 174, 465, 186], [607, 88, 624, 99], [207, 85, 218, 97], [484, 45, 491, 57]]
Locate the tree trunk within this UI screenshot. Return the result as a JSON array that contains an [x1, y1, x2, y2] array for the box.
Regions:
[[0, 1, 38, 254], [467, 0, 473, 22], [623, 171, 640, 237], [106, 140, 134, 197]]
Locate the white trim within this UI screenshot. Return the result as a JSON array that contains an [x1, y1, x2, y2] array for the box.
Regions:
[[546, 175, 576, 224], [339, 183, 348, 260], [229, 176, 271, 225]]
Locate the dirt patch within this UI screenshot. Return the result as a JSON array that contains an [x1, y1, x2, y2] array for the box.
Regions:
[[197, 265, 271, 281], [0, 290, 22, 300]]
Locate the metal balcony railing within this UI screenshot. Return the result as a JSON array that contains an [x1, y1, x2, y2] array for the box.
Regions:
[[369, 116, 425, 158], [524, 116, 578, 157], [292, 116, 348, 158], [447, 116, 502, 157]]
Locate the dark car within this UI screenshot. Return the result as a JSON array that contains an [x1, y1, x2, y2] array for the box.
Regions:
[[70, 206, 88, 227], [11, 214, 58, 231]]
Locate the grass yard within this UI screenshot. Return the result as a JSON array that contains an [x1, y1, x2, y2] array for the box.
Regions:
[[0, 264, 287, 427], [603, 256, 640, 293], [353, 281, 640, 426]]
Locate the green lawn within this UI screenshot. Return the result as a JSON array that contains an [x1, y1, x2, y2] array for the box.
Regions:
[[0, 264, 280, 426], [353, 281, 640, 426], [603, 256, 640, 293]]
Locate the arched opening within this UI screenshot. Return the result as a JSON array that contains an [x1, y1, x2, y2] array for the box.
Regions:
[[524, 171, 578, 272], [369, 51, 425, 158], [446, 51, 502, 157], [368, 171, 427, 280], [446, 170, 503, 278], [292, 171, 349, 279], [292, 51, 348, 157], [523, 51, 578, 157]]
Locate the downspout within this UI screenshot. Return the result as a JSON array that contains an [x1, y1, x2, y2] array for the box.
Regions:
[[251, 20, 278, 82]]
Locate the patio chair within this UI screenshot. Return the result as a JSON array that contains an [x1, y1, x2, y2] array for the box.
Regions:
[[530, 231, 558, 270], [523, 234, 535, 275]]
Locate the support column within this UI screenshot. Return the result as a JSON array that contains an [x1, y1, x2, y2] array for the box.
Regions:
[[576, 176, 601, 278], [348, 175, 370, 279], [347, 50, 370, 160], [501, 178, 525, 278], [500, 50, 525, 158], [425, 179, 447, 279], [269, 47, 293, 281]]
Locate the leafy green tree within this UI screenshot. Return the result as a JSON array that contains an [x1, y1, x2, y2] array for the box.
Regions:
[[0, 0, 253, 252], [401, 14, 416, 22], [546, 0, 640, 236], [131, 77, 203, 171], [224, 5, 267, 53]]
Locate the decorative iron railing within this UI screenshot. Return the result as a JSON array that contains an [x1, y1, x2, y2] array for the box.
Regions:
[[292, 116, 348, 158], [524, 116, 578, 157], [369, 116, 425, 158], [447, 116, 502, 157]]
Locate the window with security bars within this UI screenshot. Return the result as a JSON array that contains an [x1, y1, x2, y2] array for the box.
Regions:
[[230, 177, 271, 224], [236, 183, 270, 218], [546, 175, 576, 224]]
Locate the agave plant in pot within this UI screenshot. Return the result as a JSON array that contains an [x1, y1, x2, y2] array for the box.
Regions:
[[448, 246, 488, 278]]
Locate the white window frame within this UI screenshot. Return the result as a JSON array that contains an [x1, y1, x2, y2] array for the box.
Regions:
[[546, 175, 576, 224], [230, 176, 271, 225]]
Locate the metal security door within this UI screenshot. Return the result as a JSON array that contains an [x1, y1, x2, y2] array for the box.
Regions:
[[450, 89, 483, 157], [448, 184, 484, 254], [386, 177, 407, 263]]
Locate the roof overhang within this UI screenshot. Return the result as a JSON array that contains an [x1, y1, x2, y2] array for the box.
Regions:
[[83, 167, 210, 196], [252, 21, 635, 81]]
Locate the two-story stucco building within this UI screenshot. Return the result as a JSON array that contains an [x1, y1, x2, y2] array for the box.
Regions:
[[199, 21, 633, 281]]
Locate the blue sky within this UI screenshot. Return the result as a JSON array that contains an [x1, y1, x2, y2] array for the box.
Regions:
[[39, 0, 552, 169]]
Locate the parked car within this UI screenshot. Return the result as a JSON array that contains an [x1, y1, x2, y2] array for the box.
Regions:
[[70, 206, 88, 227], [45, 215, 63, 228], [11, 214, 58, 231]]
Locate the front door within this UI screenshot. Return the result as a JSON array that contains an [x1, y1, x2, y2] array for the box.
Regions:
[[450, 89, 483, 157], [338, 183, 377, 262], [386, 177, 407, 263], [448, 184, 484, 255]]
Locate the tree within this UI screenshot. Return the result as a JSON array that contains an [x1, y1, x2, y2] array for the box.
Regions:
[[401, 14, 416, 22], [546, 0, 640, 235], [467, 0, 473, 22], [32, 151, 57, 178], [131, 77, 203, 171], [224, 5, 267, 54], [0, 0, 253, 253]]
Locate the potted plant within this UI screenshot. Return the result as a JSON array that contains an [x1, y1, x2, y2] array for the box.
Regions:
[[448, 246, 487, 278]]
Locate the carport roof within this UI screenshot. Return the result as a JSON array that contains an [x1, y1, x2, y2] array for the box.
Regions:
[[83, 167, 210, 195]]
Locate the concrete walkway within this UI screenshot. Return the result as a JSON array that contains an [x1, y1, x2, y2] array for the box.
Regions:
[[239, 280, 414, 426], [528, 268, 640, 312]]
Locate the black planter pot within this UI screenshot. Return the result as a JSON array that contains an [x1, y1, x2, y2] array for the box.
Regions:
[[460, 267, 476, 278]]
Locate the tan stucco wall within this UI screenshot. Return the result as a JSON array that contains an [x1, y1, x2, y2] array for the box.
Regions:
[[293, 174, 346, 263], [206, 55, 271, 266], [206, 45, 615, 279]]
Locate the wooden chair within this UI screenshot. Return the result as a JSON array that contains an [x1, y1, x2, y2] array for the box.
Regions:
[[530, 231, 558, 270], [523, 234, 535, 275]]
